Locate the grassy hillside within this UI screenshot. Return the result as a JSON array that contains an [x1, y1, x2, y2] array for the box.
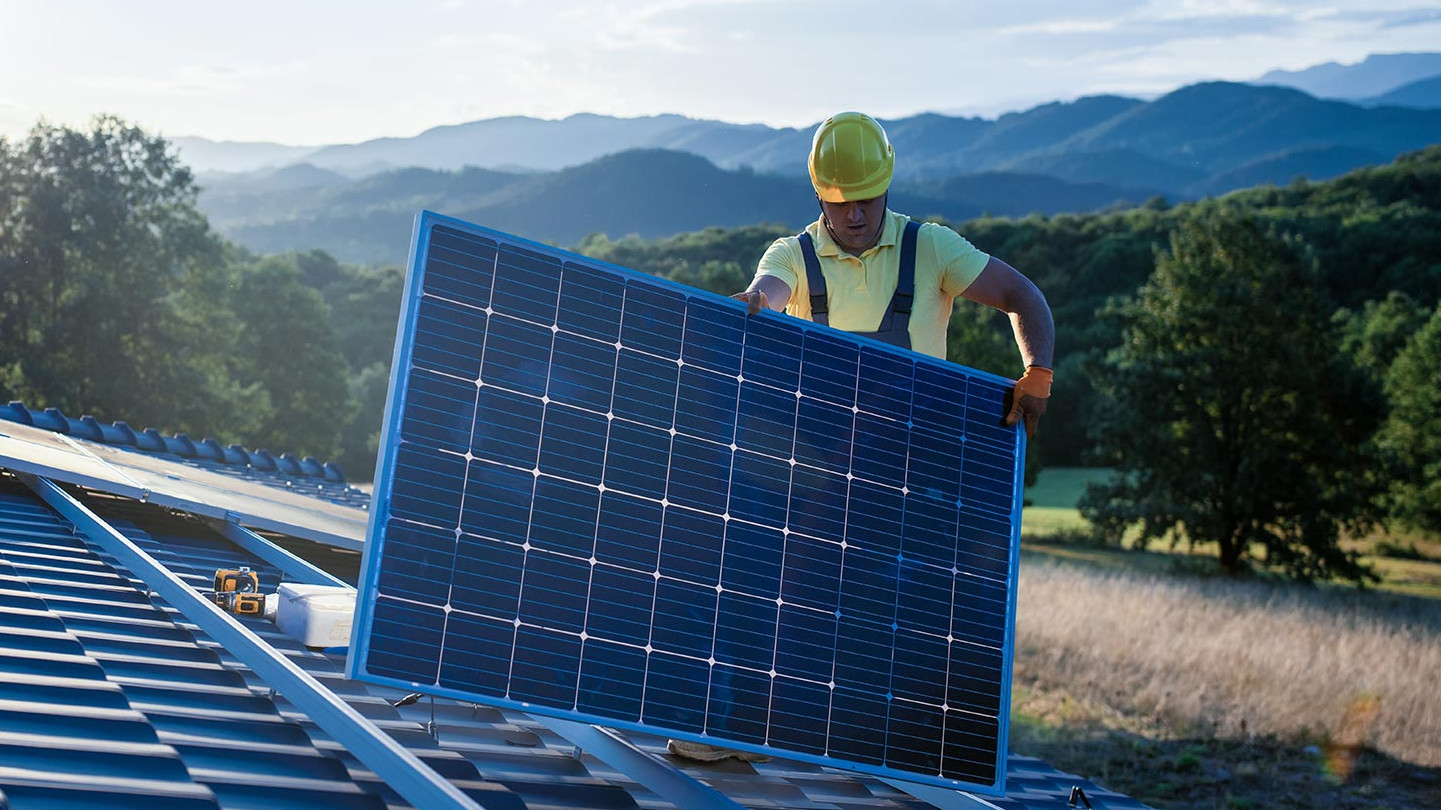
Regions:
[[1016, 467, 1441, 807], [1011, 557, 1441, 809]]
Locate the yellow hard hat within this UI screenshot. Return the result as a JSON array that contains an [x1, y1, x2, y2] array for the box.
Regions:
[[808, 112, 895, 203]]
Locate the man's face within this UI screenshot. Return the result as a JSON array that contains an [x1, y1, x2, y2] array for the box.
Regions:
[[820, 193, 887, 255]]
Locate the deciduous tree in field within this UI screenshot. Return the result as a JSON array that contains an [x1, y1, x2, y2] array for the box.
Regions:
[[1080, 212, 1380, 582], [1378, 306, 1441, 533]]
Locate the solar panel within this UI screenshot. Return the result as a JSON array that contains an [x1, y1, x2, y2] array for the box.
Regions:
[[0, 422, 366, 548], [349, 211, 1025, 794]]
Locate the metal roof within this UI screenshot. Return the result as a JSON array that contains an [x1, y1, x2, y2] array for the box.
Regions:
[[0, 409, 1152, 810]]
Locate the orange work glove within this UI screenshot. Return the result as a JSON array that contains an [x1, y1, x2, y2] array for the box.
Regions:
[[1004, 366, 1052, 439]]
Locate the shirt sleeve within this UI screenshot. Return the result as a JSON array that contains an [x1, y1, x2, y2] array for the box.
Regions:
[[754, 235, 810, 317], [755, 235, 802, 291], [924, 222, 990, 297]]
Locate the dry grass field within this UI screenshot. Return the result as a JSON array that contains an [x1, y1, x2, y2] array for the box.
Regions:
[[1011, 469, 1441, 809], [1015, 560, 1440, 767]]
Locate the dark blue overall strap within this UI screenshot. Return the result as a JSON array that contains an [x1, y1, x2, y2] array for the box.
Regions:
[[889, 219, 921, 337], [797, 231, 828, 326], [797, 219, 920, 342]]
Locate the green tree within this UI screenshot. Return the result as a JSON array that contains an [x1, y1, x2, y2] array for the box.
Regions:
[[230, 255, 353, 459], [1335, 291, 1431, 375], [0, 115, 260, 436], [336, 361, 393, 481], [1377, 306, 1441, 533], [1080, 212, 1378, 582]]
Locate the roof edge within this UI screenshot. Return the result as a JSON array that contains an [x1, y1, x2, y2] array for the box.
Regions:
[[0, 401, 346, 483]]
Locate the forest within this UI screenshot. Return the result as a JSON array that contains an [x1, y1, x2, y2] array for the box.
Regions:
[[2, 116, 1438, 582]]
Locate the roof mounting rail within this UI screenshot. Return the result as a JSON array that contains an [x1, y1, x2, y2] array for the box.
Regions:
[[21, 473, 490, 810], [211, 517, 351, 589], [880, 776, 1006, 809]]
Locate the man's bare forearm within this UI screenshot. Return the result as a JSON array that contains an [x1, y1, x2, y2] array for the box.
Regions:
[[744, 275, 792, 311], [960, 256, 1054, 370], [1008, 285, 1054, 370]]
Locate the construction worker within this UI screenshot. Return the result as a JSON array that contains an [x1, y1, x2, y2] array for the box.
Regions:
[[735, 111, 1054, 437], [667, 112, 1057, 766]]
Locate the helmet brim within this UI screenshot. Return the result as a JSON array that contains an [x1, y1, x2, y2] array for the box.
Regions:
[[814, 177, 890, 203]]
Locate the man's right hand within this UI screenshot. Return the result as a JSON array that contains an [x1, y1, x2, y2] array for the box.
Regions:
[[730, 276, 792, 315], [731, 289, 770, 315]]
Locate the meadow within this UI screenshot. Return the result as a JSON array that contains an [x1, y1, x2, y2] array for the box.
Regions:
[[1011, 469, 1441, 809]]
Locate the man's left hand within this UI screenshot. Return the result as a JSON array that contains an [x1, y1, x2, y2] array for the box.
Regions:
[[1004, 366, 1052, 438]]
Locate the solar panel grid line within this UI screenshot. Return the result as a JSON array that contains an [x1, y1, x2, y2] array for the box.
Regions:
[[352, 211, 1025, 794]]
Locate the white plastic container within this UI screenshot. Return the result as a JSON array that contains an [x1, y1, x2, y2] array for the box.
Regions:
[[275, 583, 356, 648]]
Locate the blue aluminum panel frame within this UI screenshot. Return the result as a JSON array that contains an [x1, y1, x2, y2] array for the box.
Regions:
[[348, 210, 1025, 795]]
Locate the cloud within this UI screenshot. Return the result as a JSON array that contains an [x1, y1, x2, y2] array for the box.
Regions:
[[1375, 8, 1441, 28], [76, 63, 303, 99], [557, 0, 810, 54], [7, 0, 1440, 144], [1297, 3, 1441, 29]]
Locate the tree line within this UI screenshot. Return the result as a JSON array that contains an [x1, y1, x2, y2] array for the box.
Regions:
[[2, 117, 1437, 582], [0, 117, 397, 475], [583, 146, 1441, 582]]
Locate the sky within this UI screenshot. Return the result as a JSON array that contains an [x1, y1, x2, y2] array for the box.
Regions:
[[2, 0, 1440, 146]]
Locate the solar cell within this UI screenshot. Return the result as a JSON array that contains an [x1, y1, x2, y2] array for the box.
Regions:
[[350, 211, 1025, 794]]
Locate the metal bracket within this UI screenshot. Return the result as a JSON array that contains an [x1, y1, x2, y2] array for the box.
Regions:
[[879, 777, 1006, 810], [535, 718, 746, 810]]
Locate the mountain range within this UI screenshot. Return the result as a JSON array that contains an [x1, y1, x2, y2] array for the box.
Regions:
[[178, 51, 1441, 176], [1255, 51, 1441, 105], [190, 54, 1441, 265]]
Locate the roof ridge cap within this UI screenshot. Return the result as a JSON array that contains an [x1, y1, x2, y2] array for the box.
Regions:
[[0, 401, 347, 483]]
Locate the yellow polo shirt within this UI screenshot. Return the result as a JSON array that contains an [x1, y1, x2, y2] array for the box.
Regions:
[[754, 210, 990, 359]]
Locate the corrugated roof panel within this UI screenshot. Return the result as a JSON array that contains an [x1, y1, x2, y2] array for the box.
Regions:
[[0, 450, 1154, 809], [0, 671, 132, 710], [148, 707, 323, 749], [0, 778, 221, 810], [0, 735, 194, 782], [0, 695, 160, 743], [0, 479, 460, 810]]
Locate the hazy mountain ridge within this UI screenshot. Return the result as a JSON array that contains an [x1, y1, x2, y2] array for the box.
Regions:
[[207, 149, 1157, 264], [192, 65, 1441, 266], [194, 81, 1441, 193], [1363, 75, 1441, 109], [179, 51, 1441, 176], [1255, 52, 1441, 100]]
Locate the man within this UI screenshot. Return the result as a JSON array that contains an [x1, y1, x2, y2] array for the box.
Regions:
[[667, 112, 1057, 766], [736, 111, 1054, 437]]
